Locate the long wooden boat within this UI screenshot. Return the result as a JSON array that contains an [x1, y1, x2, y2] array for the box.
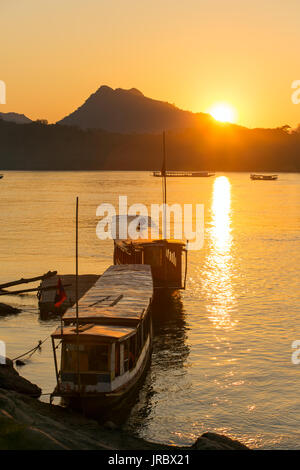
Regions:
[[114, 238, 186, 289], [50, 264, 153, 415], [250, 174, 278, 180], [152, 171, 215, 177]]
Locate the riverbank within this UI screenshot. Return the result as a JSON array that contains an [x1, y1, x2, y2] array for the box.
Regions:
[[0, 358, 249, 450]]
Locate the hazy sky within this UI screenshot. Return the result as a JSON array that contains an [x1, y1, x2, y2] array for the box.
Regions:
[[1, 0, 300, 128]]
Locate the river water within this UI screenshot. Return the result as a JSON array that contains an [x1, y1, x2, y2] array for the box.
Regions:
[[0, 171, 299, 449]]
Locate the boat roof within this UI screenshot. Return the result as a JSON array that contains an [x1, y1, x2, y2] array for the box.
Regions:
[[63, 264, 153, 325], [51, 323, 135, 342], [115, 238, 186, 249]]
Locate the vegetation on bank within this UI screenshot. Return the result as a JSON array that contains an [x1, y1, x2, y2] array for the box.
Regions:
[[0, 118, 300, 172]]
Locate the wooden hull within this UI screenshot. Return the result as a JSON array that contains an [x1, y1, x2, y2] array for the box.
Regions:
[[152, 171, 214, 177], [56, 343, 152, 420], [113, 240, 186, 290], [250, 174, 278, 180]]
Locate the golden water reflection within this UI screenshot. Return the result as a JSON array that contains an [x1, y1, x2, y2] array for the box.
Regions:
[[203, 176, 237, 329]]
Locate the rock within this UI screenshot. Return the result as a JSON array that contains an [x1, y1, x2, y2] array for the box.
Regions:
[[0, 303, 21, 316], [0, 387, 251, 450], [0, 362, 249, 450], [0, 358, 41, 397], [104, 420, 118, 430], [191, 432, 249, 450]]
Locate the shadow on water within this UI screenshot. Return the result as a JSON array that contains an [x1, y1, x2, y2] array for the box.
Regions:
[[151, 290, 190, 370], [40, 289, 190, 427], [124, 289, 190, 432]]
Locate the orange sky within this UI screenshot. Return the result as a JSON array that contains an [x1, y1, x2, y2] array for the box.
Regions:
[[1, 0, 300, 128]]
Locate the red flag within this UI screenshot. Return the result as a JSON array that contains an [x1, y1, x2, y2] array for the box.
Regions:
[[54, 277, 67, 308]]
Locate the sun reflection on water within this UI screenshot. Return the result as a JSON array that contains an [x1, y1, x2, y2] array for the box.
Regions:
[[203, 176, 237, 329]]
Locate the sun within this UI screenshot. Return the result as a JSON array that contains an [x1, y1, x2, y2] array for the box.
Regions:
[[208, 103, 237, 123]]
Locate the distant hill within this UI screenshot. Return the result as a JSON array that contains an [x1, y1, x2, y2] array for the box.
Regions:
[[57, 85, 211, 133], [0, 112, 32, 124]]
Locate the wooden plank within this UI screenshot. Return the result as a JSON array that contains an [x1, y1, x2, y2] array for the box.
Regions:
[[63, 265, 153, 323]]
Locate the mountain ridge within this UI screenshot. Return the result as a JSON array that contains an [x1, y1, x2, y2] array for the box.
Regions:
[[0, 112, 32, 125], [57, 85, 211, 133]]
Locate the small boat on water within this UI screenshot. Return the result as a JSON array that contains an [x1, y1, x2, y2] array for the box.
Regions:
[[250, 174, 278, 180], [152, 171, 215, 177], [50, 264, 153, 416]]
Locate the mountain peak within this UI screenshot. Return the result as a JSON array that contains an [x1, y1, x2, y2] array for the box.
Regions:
[[57, 86, 206, 133], [116, 87, 144, 97]]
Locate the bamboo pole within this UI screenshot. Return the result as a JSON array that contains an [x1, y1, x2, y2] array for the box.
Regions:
[[0, 283, 72, 297], [0, 271, 57, 290], [75, 197, 81, 395], [76, 197, 79, 332], [162, 131, 167, 240]]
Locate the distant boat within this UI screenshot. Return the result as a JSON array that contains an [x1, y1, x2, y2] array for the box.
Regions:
[[152, 171, 215, 177], [250, 174, 278, 181]]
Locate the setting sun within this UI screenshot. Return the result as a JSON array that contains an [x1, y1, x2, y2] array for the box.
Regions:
[[208, 103, 237, 123]]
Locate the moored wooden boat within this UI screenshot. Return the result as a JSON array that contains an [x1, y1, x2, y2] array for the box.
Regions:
[[115, 134, 188, 290], [50, 264, 153, 416], [114, 238, 186, 289], [250, 174, 278, 180], [152, 171, 215, 177]]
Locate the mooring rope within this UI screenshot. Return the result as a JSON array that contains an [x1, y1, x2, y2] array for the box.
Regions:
[[12, 335, 50, 361]]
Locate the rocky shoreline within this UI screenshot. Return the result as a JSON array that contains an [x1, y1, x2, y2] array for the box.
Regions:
[[0, 358, 249, 450]]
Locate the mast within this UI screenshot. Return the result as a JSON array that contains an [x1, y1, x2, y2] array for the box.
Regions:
[[162, 131, 167, 239], [75, 197, 81, 395], [75, 196, 79, 332]]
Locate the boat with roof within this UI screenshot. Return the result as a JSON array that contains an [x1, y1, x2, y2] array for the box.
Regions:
[[114, 133, 188, 290], [50, 264, 153, 415]]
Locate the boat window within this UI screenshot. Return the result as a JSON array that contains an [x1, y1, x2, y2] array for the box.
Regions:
[[129, 336, 136, 370], [88, 344, 109, 372], [143, 315, 150, 342], [62, 343, 88, 371], [62, 342, 109, 372], [115, 343, 120, 377], [123, 340, 129, 372], [137, 325, 142, 354]]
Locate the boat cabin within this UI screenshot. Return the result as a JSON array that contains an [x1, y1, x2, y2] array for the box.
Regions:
[[51, 265, 153, 401], [114, 239, 186, 289], [112, 215, 187, 289]]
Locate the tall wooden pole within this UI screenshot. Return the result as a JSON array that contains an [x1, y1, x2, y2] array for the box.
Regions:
[[162, 131, 167, 239], [75, 197, 81, 395], [76, 196, 79, 333]]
